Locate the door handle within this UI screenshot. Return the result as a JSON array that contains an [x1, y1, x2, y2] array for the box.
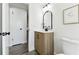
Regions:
[[0, 32, 6, 36], [0, 32, 10, 36], [7, 32, 10, 35], [0, 33, 2, 36]]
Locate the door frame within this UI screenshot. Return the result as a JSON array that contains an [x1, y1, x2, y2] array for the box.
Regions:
[[27, 4, 29, 52], [9, 3, 29, 53], [0, 3, 2, 55], [2, 3, 10, 55]]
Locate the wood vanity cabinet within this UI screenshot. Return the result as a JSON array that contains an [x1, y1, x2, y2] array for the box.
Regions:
[[35, 31, 54, 55]]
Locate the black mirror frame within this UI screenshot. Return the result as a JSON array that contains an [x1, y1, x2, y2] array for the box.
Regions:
[[43, 10, 53, 29]]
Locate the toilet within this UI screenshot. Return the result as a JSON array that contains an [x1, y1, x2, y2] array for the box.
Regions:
[[62, 37, 79, 55]]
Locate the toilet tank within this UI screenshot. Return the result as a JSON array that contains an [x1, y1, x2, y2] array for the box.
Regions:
[[62, 37, 79, 55]]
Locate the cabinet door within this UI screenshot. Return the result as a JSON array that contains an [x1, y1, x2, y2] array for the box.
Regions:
[[38, 33, 45, 54], [35, 32, 54, 55], [35, 32, 45, 54], [45, 33, 54, 55]]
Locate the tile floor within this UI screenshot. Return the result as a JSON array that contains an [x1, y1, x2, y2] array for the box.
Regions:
[[9, 43, 38, 55], [9, 43, 28, 55]]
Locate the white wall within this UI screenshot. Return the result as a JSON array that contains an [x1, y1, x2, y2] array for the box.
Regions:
[[29, 3, 43, 51], [53, 3, 78, 54]]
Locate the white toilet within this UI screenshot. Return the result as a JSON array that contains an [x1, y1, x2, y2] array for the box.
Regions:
[[62, 37, 79, 55]]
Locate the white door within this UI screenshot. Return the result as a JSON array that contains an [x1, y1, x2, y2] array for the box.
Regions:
[[10, 8, 27, 46], [2, 3, 10, 55]]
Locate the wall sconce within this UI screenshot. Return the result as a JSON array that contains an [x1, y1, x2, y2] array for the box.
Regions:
[[43, 3, 50, 8]]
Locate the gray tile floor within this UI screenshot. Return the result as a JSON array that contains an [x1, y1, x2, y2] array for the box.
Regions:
[[9, 43, 28, 55], [9, 43, 38, 55]]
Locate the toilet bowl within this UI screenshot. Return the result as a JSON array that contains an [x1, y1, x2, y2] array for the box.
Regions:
[[62, 37, 79, 55]]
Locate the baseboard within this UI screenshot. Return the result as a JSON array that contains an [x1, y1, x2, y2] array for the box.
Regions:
[[9, 42, 27, 47]]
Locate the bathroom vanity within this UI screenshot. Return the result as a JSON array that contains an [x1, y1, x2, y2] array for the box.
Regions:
[[35, 31, 54, 55]]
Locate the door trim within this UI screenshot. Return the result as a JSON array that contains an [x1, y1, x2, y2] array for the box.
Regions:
[[0, 3, 2, 55], [27, 4, 29, 52]]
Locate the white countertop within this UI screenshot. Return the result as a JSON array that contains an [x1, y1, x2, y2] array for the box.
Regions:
[[35, 29, 54, 33]]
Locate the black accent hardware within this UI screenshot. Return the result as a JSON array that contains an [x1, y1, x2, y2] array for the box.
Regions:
[[2, 32, 7, 36], [7, 32, 10, 35], [0, 33, 2, 36], [0, 32, 10, 36]]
